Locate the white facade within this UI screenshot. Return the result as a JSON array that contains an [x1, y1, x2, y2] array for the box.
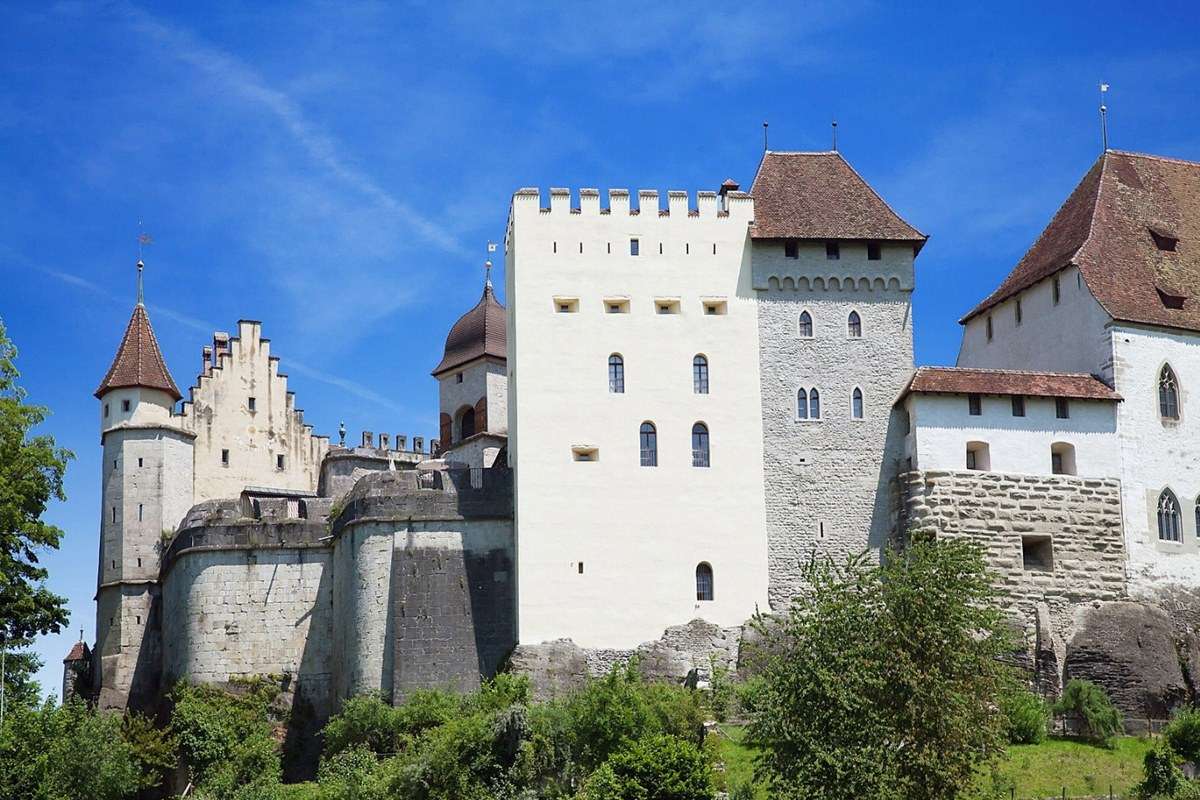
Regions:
[[903, 392, 1121, 478], [506, 187, 770, 648]]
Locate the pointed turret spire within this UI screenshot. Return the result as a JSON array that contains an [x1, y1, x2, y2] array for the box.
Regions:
[[95, 264, 181, 401]]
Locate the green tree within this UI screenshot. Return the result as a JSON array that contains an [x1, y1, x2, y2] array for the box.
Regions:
[[582, 734, 714, 800], [1164, 706, 1200, 764], [0, 648, 43, 711], [0, 319, 72, 659], [1053, 679, 1123, 748], [746, 540, 1013, 800], [999, 685, 1049, 745]]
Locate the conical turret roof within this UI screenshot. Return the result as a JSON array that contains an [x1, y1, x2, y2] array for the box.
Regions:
[[431, 282, 506, 377], [94, 303, 181, 400]]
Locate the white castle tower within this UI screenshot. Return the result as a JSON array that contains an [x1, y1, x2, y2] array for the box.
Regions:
[[93, 261, 194, 710]]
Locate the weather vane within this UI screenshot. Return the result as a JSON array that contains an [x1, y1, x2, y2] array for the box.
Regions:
[[485, 241, 497, 288], [136, 222, 153, 306], [1099, 83, 1110, 152]]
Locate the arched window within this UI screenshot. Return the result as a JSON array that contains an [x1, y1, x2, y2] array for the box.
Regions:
[[810, 388, 821, 419], [848, 310, 862, 338], [852, 387, 864, 419], [1051, 442, 1077, 475], [966, 441, 990, 471], [693, 355, 709, 394], [692, 422, 710, 467], [1160, 365, 1180, 420], [1159, 489, 1182, 541], [457, 406, 476, 440], [798, 311, 813, 338], [640, 422, 657, 467], [608, 354, 625, 394], [695, 563, 714, 601], [797, 388, 809, 420]]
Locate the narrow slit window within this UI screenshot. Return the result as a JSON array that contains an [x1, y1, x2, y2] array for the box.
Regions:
[[277, 454, 285, 470], [221, 449, 230, 466], [986, 316, 994, 341], [1052, 277, 1061, 305], [248, 396, 256, 412]]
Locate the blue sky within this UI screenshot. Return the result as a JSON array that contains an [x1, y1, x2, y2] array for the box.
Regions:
[[3, 1, 1199, 697]]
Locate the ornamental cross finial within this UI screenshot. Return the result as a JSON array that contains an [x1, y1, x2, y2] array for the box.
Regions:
[[136, 223, 153, 306]]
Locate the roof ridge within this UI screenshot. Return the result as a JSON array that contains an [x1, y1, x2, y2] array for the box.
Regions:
[[918, 365, 1102, 379], [1107, 149, 1200, 168]]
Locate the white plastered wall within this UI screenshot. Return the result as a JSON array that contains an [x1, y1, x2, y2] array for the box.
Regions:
[[507, 188, 769, 648], [904, 393, 1121, 478]]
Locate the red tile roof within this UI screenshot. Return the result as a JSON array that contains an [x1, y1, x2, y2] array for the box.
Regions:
[[964, 150, 1200, 332], [902, 367, 1121, 401], [95, 304, 181, 401], [749, 151, 926, 245], [63, 641, 89, 662], [432, 283, 506, 376]]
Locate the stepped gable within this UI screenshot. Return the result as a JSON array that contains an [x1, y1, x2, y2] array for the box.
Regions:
[[749, 150, 926, 246], [94, 304, 181, 400], [432, 282, 506, 377], [964, 150, 1200, 333], [903, 366, 1121, 401]]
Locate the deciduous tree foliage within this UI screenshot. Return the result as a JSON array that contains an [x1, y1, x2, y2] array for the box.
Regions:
[[0, 319, 71, 646], [746, 539, 1014, 800]]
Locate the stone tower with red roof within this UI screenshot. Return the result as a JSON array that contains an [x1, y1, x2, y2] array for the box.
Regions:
[[93, 262, 195, 710]]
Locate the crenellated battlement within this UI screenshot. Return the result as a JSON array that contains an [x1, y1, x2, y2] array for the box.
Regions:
[[511, 187, 752, 221]]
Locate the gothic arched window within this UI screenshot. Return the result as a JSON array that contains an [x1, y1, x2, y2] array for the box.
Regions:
[[639, 422, 657, 467], [1159, 489, 1182, 542], [693, 355, 709, 395], [695, 562, 714, 601], [609, 354, 625, 394], [848, 310, 862, 338], [852, 387, 864, 419], [810, 388, 821, 419], [692, 422, 710, 467], [797, 388, 808, 420], [1160, 364, 1180, 420], [798, 310, 813, 338]]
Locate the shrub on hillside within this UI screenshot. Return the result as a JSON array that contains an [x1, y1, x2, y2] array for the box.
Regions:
[[999, 687, 1049, 744], [1053, 679, 1123, 748], [1165, 707, 1200, 765], [1133, 739, 1199, 800], [170, 681, 283, 794], [581, 734, 714, 800]]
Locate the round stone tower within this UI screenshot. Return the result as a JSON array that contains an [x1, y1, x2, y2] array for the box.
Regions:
[[93, 261, 195, 710]]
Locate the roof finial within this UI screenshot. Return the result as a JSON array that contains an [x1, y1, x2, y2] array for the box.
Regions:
[[485, 241, 498, 292], [762, 121, 769, 153], [136, 225, 153, 307], [832, 119, 838, 152], [1099, 83, 1110, 152]]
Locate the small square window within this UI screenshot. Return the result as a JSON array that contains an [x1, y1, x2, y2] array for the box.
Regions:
[[122, 399, 131, 412], [572, 446, 598, 462], [867, 242, 881, 260], [1056, 398, 1070, 419], [825, 241, 840, 260], [248, 396, 256, 412], [456, 372, 463, 383], [630, 238, 640, 256], [654, 298, 681, 315], [554, 297, 580, 313], [277, 454, 285, 470], [702, 299, 728, 315], [221, 449, 230, 466], [968, 394, 982, 416], [784, 241, 799, 259], [1022, 536, 1054, 572], [604, 298, 630, 314], [1012, 396, 1026, 417]]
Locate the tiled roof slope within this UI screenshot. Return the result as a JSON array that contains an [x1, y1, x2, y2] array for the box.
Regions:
[[903, 366, 1121, 401], [432, 283, 507, 376], [750, 151, 927, 245], [63, 641, 89, 662], [964, 150, 1200, 332], [94, 304, 181, 401]]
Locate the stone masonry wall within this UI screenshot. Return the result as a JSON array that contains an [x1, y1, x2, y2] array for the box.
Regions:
[[901, 470, 1127, 659]]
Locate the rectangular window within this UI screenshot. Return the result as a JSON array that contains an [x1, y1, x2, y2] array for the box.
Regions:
[[605, 298, 630, 314], [456, 373, 463, 383], [248, 396, 256, 411], [277, 454, 286, 470], [784, 240, 799, 259], [122, 399, 131, 412], [1012, 396, 1026, 417], [1021, 536, 1054, 572], [554, 297, 580, 313], [867, 241, 881, 260], [825, 241, 840, 260], [968, 394, 982, 416], [221, 449, 230, 466], [577, 562, 584, 574], [630, 238, 640, 256], [1056, 398, 1070, 419], [1052, 277, 1061, 305], [137, 457, 143, 467], [572, 446, 598, 462], [966, 449, 977, 470]]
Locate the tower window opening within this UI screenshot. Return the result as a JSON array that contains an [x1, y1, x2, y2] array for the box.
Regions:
[[248, 396, 256, 412], [784, 240, 799, 259], [578, 562, 584, 574], [986, 316, 994, 341], [104, 403, 109, 418], [1015, 299, 1023, 326], [691, 422, 710, 468], [852, 387, 864, 419], [825, 241, 840, 260], [221, 449, 230, 466], [122, 399, 131, 412], [1160, 364, 1180, 420], [111, 507, 116, 523], [456, 372, 463, 383], [138, 457, 143, 468], [867, 241, 881, 260], [798, 311, 813, 338]]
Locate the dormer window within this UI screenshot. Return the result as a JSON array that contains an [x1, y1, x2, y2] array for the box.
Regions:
[[825, 241, 840, 260], [1150, 229, 1178, 252]]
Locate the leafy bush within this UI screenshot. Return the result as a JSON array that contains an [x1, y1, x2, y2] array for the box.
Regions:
[[170, 681, 284, 794], [1135, 739, 1188, 799], [999, 686, 1049, 744], [586, 734, 715, 800], [706, 658, 735, 722], [0, 700, 170, 800], [1053, 679, 1123, 747], [1165, 707, 1200, 765]]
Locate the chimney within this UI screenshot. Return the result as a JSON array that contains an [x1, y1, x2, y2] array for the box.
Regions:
[[361, 431, 373, 449]]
